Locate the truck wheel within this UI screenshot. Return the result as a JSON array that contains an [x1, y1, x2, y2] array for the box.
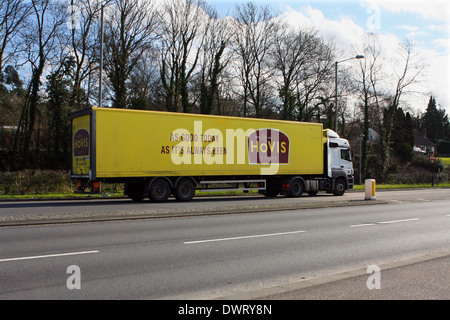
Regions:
[[149, 178, 171, 202], [174, 179, 196, 202], [126, 183, 145, 202], [333, 179, 346, 196], [264, 181, 280, 198], [288, 179, 303, 198]]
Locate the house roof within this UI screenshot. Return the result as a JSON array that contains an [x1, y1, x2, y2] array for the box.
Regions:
[[414, 135, 436, 146]]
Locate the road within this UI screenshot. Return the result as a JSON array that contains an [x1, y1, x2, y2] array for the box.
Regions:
[[1, 188, 449, 225], [0, 189, 449, 300]]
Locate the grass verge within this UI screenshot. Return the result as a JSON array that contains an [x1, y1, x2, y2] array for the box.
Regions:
[[0, 183, 448, 201], [352, 183, 450, 191], [438, 157, 450, 166]]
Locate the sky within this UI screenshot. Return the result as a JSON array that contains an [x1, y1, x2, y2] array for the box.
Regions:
[[207, 0, 450, 115]]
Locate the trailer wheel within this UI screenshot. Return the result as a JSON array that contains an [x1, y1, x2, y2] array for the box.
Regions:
[[149, 178, 171, 202], [174, 178, 196, 202], [126, 183, 145, 202], [288, 179, 303, 198], [333, 178, 346, 196], [264, 180, 280, 198]]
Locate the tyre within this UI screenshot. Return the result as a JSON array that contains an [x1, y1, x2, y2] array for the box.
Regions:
[[148, 178, 171, 202], [288, 179, 303, 198], [264, 180, 280, 198], [333, 179, 346, 196], [126, 183, 145, 202], [174, 178, 196, 202]]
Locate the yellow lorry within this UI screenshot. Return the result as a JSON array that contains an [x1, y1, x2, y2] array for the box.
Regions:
[[71, 107, 354, 201]]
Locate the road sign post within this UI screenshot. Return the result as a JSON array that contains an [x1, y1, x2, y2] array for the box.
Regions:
[[429, 153, 436, 186]]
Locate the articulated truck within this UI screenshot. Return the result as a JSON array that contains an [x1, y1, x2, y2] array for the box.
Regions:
[[71, 107, 354, 202]]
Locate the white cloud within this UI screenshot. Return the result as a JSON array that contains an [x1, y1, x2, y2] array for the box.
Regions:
[[395, 25, 420, 32], [426, 25, 446, 32], [361, 0, 450, 22], [280, 4, 450, 113], [432, 38, 450, 49], [283, 5, 366, 54], [422, 51, 450, 110]]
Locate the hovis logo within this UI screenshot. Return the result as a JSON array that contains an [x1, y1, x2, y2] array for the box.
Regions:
[[248, 129, 289, 165], [74, 129, 89, 157]]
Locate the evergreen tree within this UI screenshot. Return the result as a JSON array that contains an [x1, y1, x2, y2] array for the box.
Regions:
[[422, 96, 448, 140], [392, 107, 413, 163], [44, 57, 75, 169], [422, 96, 449, 154]]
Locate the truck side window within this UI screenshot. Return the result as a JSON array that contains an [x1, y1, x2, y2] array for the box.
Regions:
[[341, 149, 351, 162]]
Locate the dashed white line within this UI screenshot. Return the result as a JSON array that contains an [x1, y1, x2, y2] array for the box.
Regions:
[[184, 230, 306, 244], [350, 218, 419, 228], [350, 223, 376, 228], [0, 250, 99, 263], [378, 218, 419, 224]]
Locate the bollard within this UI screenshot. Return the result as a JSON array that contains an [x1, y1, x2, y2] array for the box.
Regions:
[[365, 179, 376, 200]]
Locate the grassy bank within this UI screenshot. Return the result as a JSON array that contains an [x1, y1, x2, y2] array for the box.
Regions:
[[0, 170, 123, 200], [1, 169, 449, 201]]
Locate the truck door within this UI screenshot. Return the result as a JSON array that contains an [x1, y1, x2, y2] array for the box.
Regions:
[[339, 148, 352, 174], [72, 114, 91, 178]]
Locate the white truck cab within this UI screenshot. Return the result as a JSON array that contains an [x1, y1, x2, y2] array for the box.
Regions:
[[325, 129, 354, 195]]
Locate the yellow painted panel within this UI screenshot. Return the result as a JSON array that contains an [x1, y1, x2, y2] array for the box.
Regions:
[[92, 108, 324, 178], [72, 114, 91, 176]]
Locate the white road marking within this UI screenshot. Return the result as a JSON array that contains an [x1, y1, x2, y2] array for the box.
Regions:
[[350, 223, 376, 228], [184, 230, 306, 244], [350, 218, 419, 228], [378, 218, 419, 224], [0, 250, 99, 263]]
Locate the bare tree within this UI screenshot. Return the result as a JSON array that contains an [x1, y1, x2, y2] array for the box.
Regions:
[[197, 11, 230, 115], [15, 0, 67, 168], [296, 37, 335, 122], [352, 37, 423, 180], [160, 0, 211, 113], [0, 0, 31, 80], [379, 40, 423, 179], [103, 0, 160, 109], [271, 24, 333, 121], [350, 34, 383, 179], [231, 2, 276, 118], [67, 0, 113, 110], [128, 48, 162, 110]]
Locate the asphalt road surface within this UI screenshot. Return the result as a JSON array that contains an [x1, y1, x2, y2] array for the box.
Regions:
[[0, 188, 449, 300], [0, 188, 449, 225]]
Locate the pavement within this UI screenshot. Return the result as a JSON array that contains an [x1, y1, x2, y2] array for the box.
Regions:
[[217, 249, 450, 300]]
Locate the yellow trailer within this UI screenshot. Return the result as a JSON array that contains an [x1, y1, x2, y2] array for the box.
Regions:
[[71, 107, 354, 201]]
